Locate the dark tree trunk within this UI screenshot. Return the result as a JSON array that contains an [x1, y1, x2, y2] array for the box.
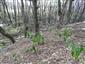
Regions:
[[21, 0, 28, 37], [57, 0, 63, 29], [76, 2, 85, 22], [0, 27, 15, 44], [66, 0, 74, 23], [2, 0, 13, 25], [32, 0, 39, 34], [13, 0, 17, 27], [48, 2, 51, 24]]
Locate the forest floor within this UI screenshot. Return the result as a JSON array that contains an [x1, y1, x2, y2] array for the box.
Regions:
[[0, 21, 85, 64]]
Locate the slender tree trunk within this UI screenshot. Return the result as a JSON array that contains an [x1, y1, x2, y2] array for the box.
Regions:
[[57, 0, 62, 29], [76, 2, 85, 22], [0, 27, 15, 44], [48, 2, 51, 24], [21, 0, 28, 37], [13, 0, 17, 27], [66, 0, 74, 24], [1, 0, 6, 24], [32, 0, 39, 34], [2, 0, 13, 25]]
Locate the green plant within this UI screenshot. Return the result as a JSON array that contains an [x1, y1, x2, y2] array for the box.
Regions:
[[62, 27, 72, 41], [27, 32, 44, 53], [27, 31, 34, 38], [71, 45, 85, 60], [71, 43, 83, 60], [31, 33, 44, 53], [32, 33, 44, 45], [82, 47, 85, 51], [61, 27, 85, 60], [27, 32, 44, 45]]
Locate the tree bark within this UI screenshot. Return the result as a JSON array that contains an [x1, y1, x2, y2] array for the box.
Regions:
[[57, 0, 63, 29], [21, 0, 28, 37], [76, 2, 85, 22], [32, 0, 39, 34], [2, 0, 13, 25], [13, 0, 17, 27], [0, 27, 15, 44], [66, 0, 74, 24]]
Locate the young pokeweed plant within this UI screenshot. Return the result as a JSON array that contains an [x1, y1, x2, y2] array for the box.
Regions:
[[27, 32, 44, 53], [27, 32, 44, 45], [71, 43, 83, 60], [32, 33, 44, 45], [62, 27, 72, 42], [32, 33, 44, 53]]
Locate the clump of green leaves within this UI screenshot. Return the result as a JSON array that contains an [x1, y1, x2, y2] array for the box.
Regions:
[[61, 27, 85, 60], [62, 27, 72, 41], [32, 33, 44, 45], [27, 32, 44, 45], [71, 43, 83, 60], [27, 31, 34, 38], [71, 44, 85, 60], [27, 32, 44, 53]]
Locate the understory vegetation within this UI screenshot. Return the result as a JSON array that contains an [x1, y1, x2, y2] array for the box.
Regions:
[[0, 0, 85, 64], [61, 27, 85, 60]]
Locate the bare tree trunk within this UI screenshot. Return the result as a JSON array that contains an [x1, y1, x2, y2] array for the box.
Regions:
[[1, 0, 6, 24], [21, 0, 28, 37], [0, 27, 15, 44], [32, 0, 39, 34], [76, 2, 85, 22], [48, 2, 52, 24], [2, 0, 13, 25], [57, 0, 63, 29], [13, 0, 17, 27], [66, 0, 74, 24]]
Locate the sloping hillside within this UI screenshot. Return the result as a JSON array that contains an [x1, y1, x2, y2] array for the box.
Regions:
[[0, 21, 85, 64]]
